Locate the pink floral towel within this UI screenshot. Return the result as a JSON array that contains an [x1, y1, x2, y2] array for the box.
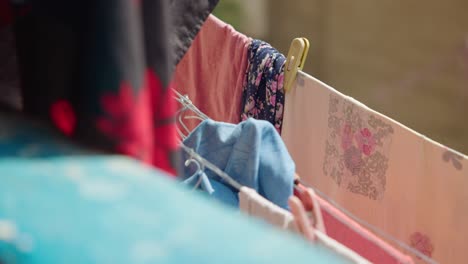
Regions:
[[282, 71, 468, 264]]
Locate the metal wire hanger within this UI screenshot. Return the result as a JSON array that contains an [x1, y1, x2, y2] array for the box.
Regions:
[[173, 89, 242, 191], [179, 142, 242, 191], [173, 89, 209, 140]]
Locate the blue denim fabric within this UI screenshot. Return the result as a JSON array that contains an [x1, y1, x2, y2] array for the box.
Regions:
[[183, 170, 215, 195], [181, 118, 295, 209]]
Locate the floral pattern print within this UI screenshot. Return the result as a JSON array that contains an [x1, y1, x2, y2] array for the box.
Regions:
[[323, 94, 394, 200], [442, 149, 463, 170], [410, 232, 434, 258], [355, 128, 376, 156], [96, 70, 179, 175], [241, 40, 286, 133], [96, 73, 153, 163]]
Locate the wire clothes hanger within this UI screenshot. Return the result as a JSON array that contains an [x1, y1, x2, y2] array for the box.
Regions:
[[183, 156, 206, 190], [173, 89, 242, 191], [179, 143, 242, 191], [173, 89, 208, 140], [173, 89, 208, 118]]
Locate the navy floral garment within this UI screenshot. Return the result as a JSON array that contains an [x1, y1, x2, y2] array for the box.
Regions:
[[2, 0, 219, 176], [241, 39, 286, 133]]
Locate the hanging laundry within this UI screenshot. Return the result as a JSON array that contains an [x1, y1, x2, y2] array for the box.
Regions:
[[294, 183, 414, 264], [7, 0, 219, 176], [239, 187, 296, 232], [241, 39, 286, 133], [239, 187, 371, 264], [281, 71, 467, 264], [181, 118, 294, 209], [291, 185, 327, 236], [0, 112, 363, 264], [173, 14, 251, 131]]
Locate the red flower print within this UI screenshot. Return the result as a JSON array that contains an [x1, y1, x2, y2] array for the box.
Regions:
[[410, 232, 434, 258], [341, 123, 353, 150], [148, 71, 179, 176], [97, 69, 178, 176], [355, 127, 376, 156], [96, 76, 153, 163], [50, 100, 76, 136]]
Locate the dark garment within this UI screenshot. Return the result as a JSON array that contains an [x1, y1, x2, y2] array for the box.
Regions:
[[1, 0, 219, 176], [240, 39, 286, 133], [169, 0, 220, 67], [0, 25, 20, 111]]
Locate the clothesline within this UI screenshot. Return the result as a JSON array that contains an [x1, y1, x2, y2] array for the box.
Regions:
[[174, 88, 436, 263]]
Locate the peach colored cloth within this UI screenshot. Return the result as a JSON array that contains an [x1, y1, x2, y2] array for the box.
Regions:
[[281, 71, 468, 264], [239, 187, 371, 264], [173, 15, 251, 130], [294, 183, 413, 263], [317, 190, 414, 264], [239, 187, 296, 233]]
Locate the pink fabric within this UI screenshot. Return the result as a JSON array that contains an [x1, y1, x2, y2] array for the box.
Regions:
[[317, 194, 414, 264], [173, 15, 251, 130]]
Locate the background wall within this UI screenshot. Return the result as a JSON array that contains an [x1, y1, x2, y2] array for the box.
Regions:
[[214, 0, 468, 153]]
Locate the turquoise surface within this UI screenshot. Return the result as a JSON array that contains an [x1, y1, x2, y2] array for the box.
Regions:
[[0, 115, 353, 263]]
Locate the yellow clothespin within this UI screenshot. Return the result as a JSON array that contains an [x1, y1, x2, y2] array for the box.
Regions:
[[284, 37, 310, 93]]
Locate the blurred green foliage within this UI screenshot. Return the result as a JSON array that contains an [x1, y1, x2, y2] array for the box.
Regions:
[[212, 0, 243, 30]]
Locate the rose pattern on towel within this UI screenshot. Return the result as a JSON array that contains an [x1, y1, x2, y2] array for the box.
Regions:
[[410, 232, 434, 258], [323, 94, 394, 200]]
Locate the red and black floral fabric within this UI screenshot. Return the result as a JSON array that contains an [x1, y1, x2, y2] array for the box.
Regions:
[[1, 0, 218, 176]]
